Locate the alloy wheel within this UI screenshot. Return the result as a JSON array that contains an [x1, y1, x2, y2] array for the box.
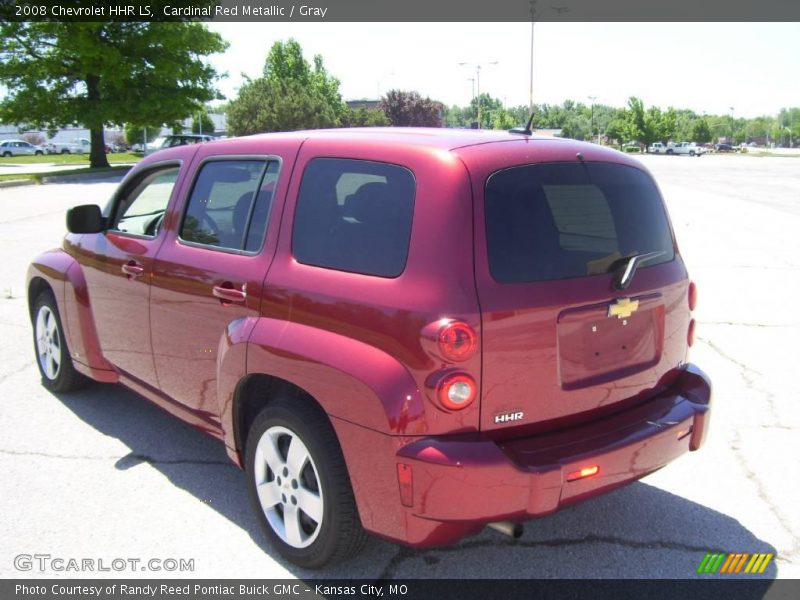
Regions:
[[35, 305, 61, 380], [253, 425, 324, 549]]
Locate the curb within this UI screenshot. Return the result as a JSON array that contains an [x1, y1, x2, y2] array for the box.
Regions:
[[40, 166, 133, 184], [0, 179, 36, 189]]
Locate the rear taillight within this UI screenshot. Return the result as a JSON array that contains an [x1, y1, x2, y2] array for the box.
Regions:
[[688, 319, 696, 347], [688, 281, 698, 311], [437, 372, 477, 410], [437, 321, 477, 362]]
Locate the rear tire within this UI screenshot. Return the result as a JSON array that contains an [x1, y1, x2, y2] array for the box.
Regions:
[[61, 149, 70, 155], [2, 151, 10, 157], [245, 396, 367, 568], [32, 291, 86, 393]]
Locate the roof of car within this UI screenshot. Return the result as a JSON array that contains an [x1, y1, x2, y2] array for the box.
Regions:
[[217, 127, 573, 152]]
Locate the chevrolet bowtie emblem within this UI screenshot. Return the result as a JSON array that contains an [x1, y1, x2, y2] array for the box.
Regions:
[[608, 297, 639, 319]]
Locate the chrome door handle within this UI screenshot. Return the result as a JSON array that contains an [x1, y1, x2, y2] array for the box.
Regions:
[[121, 261, 144, 278], [212, 284, 246, 304]]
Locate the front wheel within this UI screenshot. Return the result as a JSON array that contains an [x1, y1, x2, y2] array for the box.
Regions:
[[35, 150, 43, 156], [666, 149, 674, 155], [245, 397, 367, 568], [61, 149, 70, 155], [32, 291, 86, 393]]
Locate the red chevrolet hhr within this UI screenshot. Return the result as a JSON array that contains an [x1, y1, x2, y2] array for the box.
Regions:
[[28, 128, 710, 568]]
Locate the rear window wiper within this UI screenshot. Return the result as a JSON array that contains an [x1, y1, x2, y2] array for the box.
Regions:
[[613, 251, 666, 290]]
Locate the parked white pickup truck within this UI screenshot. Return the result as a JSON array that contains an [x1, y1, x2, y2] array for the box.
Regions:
[[648, 141, 705, 156], [46, 138, 91, 155], [671, 142, 706, 156]]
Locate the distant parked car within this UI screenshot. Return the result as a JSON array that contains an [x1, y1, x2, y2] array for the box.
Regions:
[[160, 134, 215, 148], [0, 139, 45, 157], [46, 138, 91, 155], [714, 143, 734, 153]]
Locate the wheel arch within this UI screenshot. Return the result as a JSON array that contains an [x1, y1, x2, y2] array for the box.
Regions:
[[27, 250, 115, 379], [221, 317, 426, 465], [231, 373, 327, 465]]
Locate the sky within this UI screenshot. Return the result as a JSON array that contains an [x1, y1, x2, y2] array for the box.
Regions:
[[206, 22, 800, 118]]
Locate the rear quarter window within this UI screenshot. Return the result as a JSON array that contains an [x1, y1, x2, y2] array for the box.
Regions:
[[485, 162, 675, 283], [292, 158, 415, 278]]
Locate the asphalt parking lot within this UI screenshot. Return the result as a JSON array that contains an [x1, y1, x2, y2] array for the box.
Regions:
[[0, 154, 798, 581]]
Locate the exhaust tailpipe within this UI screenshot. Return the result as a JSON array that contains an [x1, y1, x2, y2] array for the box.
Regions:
[[487, 521, 523, 539]]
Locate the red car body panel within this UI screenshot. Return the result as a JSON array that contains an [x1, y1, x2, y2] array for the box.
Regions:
[[27, 128, 711, 549]]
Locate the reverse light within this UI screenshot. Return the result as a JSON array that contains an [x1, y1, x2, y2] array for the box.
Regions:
[[437, 321, 477, 362], [688, 281, 698, 311], [396, 463, 413, 507], [437, 373, 477, 410], [566, 465, 600, 482]]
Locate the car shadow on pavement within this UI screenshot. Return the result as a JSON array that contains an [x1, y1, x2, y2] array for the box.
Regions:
[[52, 383, 778, 581]]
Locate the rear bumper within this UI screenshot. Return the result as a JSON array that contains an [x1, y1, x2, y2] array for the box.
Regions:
[[393, 364, 711, 545]]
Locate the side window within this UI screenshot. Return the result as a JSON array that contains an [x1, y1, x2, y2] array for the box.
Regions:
[[112, 166, 179, 237], [180, 159, 277, 252], [292, 158, 415, 278]]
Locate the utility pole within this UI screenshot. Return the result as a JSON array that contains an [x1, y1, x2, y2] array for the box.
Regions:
[[529, 0, 536, 115], [588, 95, 597, 143], [459, 61, 498, 129]]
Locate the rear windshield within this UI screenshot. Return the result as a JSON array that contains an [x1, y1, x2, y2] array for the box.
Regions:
[[485, 162, 675, 283]]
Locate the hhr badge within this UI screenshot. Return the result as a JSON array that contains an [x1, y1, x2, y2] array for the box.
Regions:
[[494, 411, 524, 424], [608, 297, 639, 319]]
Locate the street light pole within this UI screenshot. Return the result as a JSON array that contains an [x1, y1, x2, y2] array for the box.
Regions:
[[588, 95, 597, 143], [729, 106, 735, 144], [529, 0, 536, 114], [458, 61, 498, 129]]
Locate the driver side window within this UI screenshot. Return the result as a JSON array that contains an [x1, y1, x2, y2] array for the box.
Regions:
[[111, 166, 179, 237]]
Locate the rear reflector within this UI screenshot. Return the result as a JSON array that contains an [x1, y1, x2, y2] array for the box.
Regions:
[[688, 281, 698, 311], [566, 465, 599, 482], [396, 463, 413, 507], [437, 373, 477, 410]]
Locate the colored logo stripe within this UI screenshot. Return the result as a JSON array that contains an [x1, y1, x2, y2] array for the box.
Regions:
[[697, 552, 773, 574]]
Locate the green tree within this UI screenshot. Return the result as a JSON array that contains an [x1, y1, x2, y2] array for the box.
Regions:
[[0, 21, 227, 168], [692, 118, 712, 144], [343, 107, 390, 127], [227, 39, 345, 135], [124, 124, 162, 148], [470, 93, 502, 129], [443, 105, 469, 128], [228, 78, 340, 135], [489, 109, 518, 131], [192, 111, 215, 134], [380, 90, 443, 127]]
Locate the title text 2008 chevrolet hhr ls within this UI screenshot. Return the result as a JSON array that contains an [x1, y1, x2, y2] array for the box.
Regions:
[[27, 129, 711, 568]]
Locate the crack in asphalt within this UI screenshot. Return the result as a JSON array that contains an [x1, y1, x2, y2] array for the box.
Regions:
[[0, 448, 233, 467], [697, 335, 799, 558], [375, 535, 727, 579], [0, 360, 34, 385], [699, 320, 800, 328]]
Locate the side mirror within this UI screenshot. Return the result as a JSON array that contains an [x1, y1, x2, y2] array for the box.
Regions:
[[66, 204, 106, 234]]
